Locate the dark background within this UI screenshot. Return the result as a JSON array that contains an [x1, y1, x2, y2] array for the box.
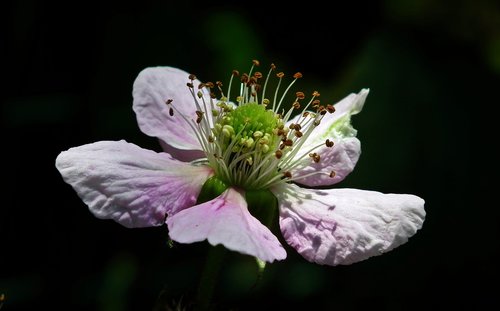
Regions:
[[2, 0, 499, 310]]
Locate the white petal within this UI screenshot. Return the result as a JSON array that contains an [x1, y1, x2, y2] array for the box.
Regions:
[[288, 89, 369, 187], [133, 66, 208, 153], [167, 188, 287, 263], [274, 184, 425, 265], [56, 140, 213, 228]]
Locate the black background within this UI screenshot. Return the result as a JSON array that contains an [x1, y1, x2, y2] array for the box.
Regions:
[[2, 0, 498, 310]]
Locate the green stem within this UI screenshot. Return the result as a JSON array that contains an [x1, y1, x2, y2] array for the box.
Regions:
[[194, 245, 227, 311]]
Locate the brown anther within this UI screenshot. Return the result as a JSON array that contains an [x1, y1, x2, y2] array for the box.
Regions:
[[198, 83, 205, 89], [187, 82, 194, 88], [296, 91, 305, 99], [283, 171, 292, 178], [169, 107, 174, 116], [303, 111, 310, 117], [293, 101, 301, 109], [279, 143, 285, 150], [293, 123, 302, 131], [195, 111, 204, 124], [326, 104, 335, 113], [241, 73, 249, 83], [252, 59, 260, 66], [205, 82, 214, 88], [165, 99, 173, 105], [329, 171, 336, 178], [188, 74, 196, 80], [275, 150, 283, 159], [294, 131, 303, 138], [309, 153, 320, 163], [249, 76, 258, 84], [254, 72, 263, 79], [312, 99, 320, 108], [208, 136, 214, 143], [216, 81, 223, 87], [288, 123, 295, 129], [319, 106, 327, 115], [293, 72, 303, 79], [284, 139, 293, 146], [210, 92, 216, 99], [325, 139, 334, 147], [232, 70, 240, 76], [276, 72, 285, 78], [277, 129, 286, 136], [270, 63, 276, 70], [254, 84, 261, 92], [313, 91, 320, 97]]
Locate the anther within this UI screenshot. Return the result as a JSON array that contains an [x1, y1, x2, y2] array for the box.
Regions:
[[275, 150, 283, 159], [303, 111, 310, 117], [169, 107, 174, 116], [196, 111, 204, 124], [325, 139, 334, 147], [187, 82, 194, 88], [326, 104, 335, 113], [312, 99, 320, 108], [284, 139, 293, 146], [283, 171, 292, 178], [293, 124, 302, 131], [330, 171, 336, 178], [293, 102, 301, 109], [263, 99, 270, 106], [197, 91, 203, 98], [293, 72, 303, 79], [254, 72, 263, 79], [313, 91, 320, 97], [216, 81, 223, 87], [205, 82, 214, 88], [289, 123, 295, 129], [188, 74, 196, 80], [241, 73, 249, 83], [210, 92, 216, 99], [276, 72, 285, 78], [232, 70, 240, 76], [252, 60, 260, 66], [165, 99, 173, 105], [198, 83, 205, 89], [294, 131, 303, 138], [270, 63, 276, 70], [309, 153, 320, 163], [296, 92, 305, 99]]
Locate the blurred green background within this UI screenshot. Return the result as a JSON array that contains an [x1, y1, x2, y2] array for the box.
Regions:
[[2, 0, 498, 310]]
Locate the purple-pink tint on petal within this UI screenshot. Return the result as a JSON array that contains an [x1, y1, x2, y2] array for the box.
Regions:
[[133, 66, 207, 158], [273, 184, 425, 266], [55, 140, 213, 228], [167, 187, 287, 263], [286, 89, 368, 187]]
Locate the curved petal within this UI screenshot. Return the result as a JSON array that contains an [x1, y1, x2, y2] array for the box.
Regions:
[[55, 140, 213, 228], [167, 188, 286, 263], [288, 89, 368, 186], [132, 66, 208, 155], [273, 184, 425, 266], [292, 137, 361, 187]]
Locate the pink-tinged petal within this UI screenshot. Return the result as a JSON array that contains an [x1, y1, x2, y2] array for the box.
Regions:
[[55, 140, 213, 228], [167, 188, 286, 263], [274, 184, 425, 266], [132, 66, 207, 154], [288, 89, 368, 186], [292, 137, 361, 187]]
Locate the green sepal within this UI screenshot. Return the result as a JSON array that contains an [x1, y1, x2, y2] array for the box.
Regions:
[[196, 176, 230, 204]]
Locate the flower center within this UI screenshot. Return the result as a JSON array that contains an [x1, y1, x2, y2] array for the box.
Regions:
[[167, 61, 337, 190]]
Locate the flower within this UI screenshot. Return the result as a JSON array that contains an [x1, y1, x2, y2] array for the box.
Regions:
[[56, 62, 425, 266]]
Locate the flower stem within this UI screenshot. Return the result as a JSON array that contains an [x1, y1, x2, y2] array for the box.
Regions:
[[194, 245, 227, 311]]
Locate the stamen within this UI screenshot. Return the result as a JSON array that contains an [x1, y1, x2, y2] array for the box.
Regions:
[[325, 139, 334, 147]]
